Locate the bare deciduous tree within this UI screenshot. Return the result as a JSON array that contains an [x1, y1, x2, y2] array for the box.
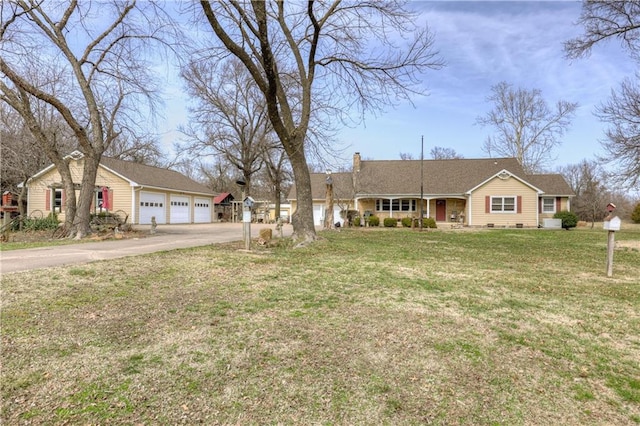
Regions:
[[399, 152, 415, 160], [1, 0, 167, 238], [105, 134, 165, 167], [0, 101, 71, 219], [558, 159, 608, 227], [430, 146, 464, 160], [595, 78, 640, 188], [565, 1, 640, 61], [180, 59, 275, 197], [565, 1, 640, 188], [260, 145, 292, 221], [476, 82, 578, 174], [194, 1, 443, 243]]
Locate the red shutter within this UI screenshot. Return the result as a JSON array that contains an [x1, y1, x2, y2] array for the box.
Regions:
[[45, 189, 51, 211], [556, 197, 561, 212], [485, 196, 490, 213], [517, 196, 522, 214], [108, 189, 114, 210]]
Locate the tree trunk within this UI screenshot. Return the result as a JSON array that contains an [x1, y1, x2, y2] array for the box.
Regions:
[[274, 182, 281, 221], [57, 162, 77, 232], [71, 154, 100, 239], [287, 145, 317, 244]]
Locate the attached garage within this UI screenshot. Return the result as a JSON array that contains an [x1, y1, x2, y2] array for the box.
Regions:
[[194, 197, 212, 223], [139, 192, 166, 224], [170, 195, 190, 224]]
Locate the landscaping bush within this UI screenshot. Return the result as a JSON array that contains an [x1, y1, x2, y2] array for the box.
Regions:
[[401, 217, 413, 228], [554, 210, 578, 229], [20, 213, 60, 231], [368, 215, 380, 227], [383, 217, 397, 227], [353, 216, 361, 227], [423, 217, 437, 229], [632, 203, 640, 224]]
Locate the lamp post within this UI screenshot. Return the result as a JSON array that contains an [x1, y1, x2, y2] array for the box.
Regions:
[[236, 177, 251, 250], [325, 172, 333, 229]]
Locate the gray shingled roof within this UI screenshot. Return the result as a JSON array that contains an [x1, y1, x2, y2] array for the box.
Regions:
[[524, 174, 574, 196], [355, 157, 526, 195], [288, 157, 574, 199], [101, 157, 214, 195]]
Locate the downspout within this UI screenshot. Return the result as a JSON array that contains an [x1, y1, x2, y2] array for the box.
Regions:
[[131, 186, 142, 225]]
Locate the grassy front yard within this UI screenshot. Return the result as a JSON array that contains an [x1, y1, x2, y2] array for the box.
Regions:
[[2, 227, 639, 425]]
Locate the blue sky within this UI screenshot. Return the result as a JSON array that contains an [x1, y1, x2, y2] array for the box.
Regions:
[[159, 1, 636, 171]]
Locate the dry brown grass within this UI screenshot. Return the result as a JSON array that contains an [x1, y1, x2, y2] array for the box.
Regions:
[[2, 228, 639, 425]]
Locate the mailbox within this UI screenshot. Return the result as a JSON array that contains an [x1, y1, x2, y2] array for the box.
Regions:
[[603, 216, 621, 231], [243, 196, 255, 209]]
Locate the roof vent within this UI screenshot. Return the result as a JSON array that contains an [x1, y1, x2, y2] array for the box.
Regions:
[[498, 171, 511, 180]]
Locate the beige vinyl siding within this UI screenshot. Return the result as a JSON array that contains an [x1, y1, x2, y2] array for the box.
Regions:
[[95, 163, 134, 219], [27, 158, 134, 222], [471, 176, 538, 227], [27, 168, 58, 218]]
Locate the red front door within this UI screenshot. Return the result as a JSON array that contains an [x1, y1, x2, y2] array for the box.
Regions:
[[436, 199, 446, 222]]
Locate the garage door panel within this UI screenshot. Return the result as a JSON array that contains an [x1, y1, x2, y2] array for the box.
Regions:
[[139, 192, 166, 224], [194, 197, 211, 223], [170, 196, 190, 224]]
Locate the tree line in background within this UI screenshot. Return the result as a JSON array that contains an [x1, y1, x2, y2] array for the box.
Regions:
[[1, 1, 639, 241]]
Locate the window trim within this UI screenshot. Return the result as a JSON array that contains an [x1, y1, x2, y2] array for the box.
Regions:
[[542, 197, 556, 214], [375, 198, 416, 212], [53, 189, 63, 213], [490, 196, 517, 214]]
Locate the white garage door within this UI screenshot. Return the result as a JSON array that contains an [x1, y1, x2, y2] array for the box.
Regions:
[[313, 204, 324, 227], [139, 192, 166, 224], [194, 197, 211, 223], [170, 195, 190, 224]]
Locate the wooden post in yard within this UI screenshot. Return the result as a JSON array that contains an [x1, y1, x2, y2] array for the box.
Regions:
[[603, 204, 620, 278], [606, 229, 615, 278]]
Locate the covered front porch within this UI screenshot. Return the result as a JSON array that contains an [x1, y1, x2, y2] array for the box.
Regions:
[[354, 196, 468, 226]]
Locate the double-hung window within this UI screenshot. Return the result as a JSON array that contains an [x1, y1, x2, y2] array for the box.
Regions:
[[542, 197, 555, 213], [53, 189, 63, 213], [491, 196, 516, 213]]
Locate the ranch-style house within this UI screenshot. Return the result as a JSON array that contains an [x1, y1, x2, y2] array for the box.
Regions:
[[288, 152, 574, 228]]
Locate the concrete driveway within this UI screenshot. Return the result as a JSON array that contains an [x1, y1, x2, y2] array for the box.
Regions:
[[1, 222, 292, 274]]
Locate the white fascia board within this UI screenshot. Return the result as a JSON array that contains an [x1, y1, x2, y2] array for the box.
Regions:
[[136, 184, 214, 197]]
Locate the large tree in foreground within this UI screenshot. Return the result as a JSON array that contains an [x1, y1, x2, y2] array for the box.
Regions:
[[195, 1, 443, 243], [0, 0, 166, 238], [476, 82, 578, 174], [565, 0, 640, 188]]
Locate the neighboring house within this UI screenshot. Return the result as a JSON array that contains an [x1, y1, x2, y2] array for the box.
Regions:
[[288, 152, 574, 228], [25, 151, 216, 225]]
